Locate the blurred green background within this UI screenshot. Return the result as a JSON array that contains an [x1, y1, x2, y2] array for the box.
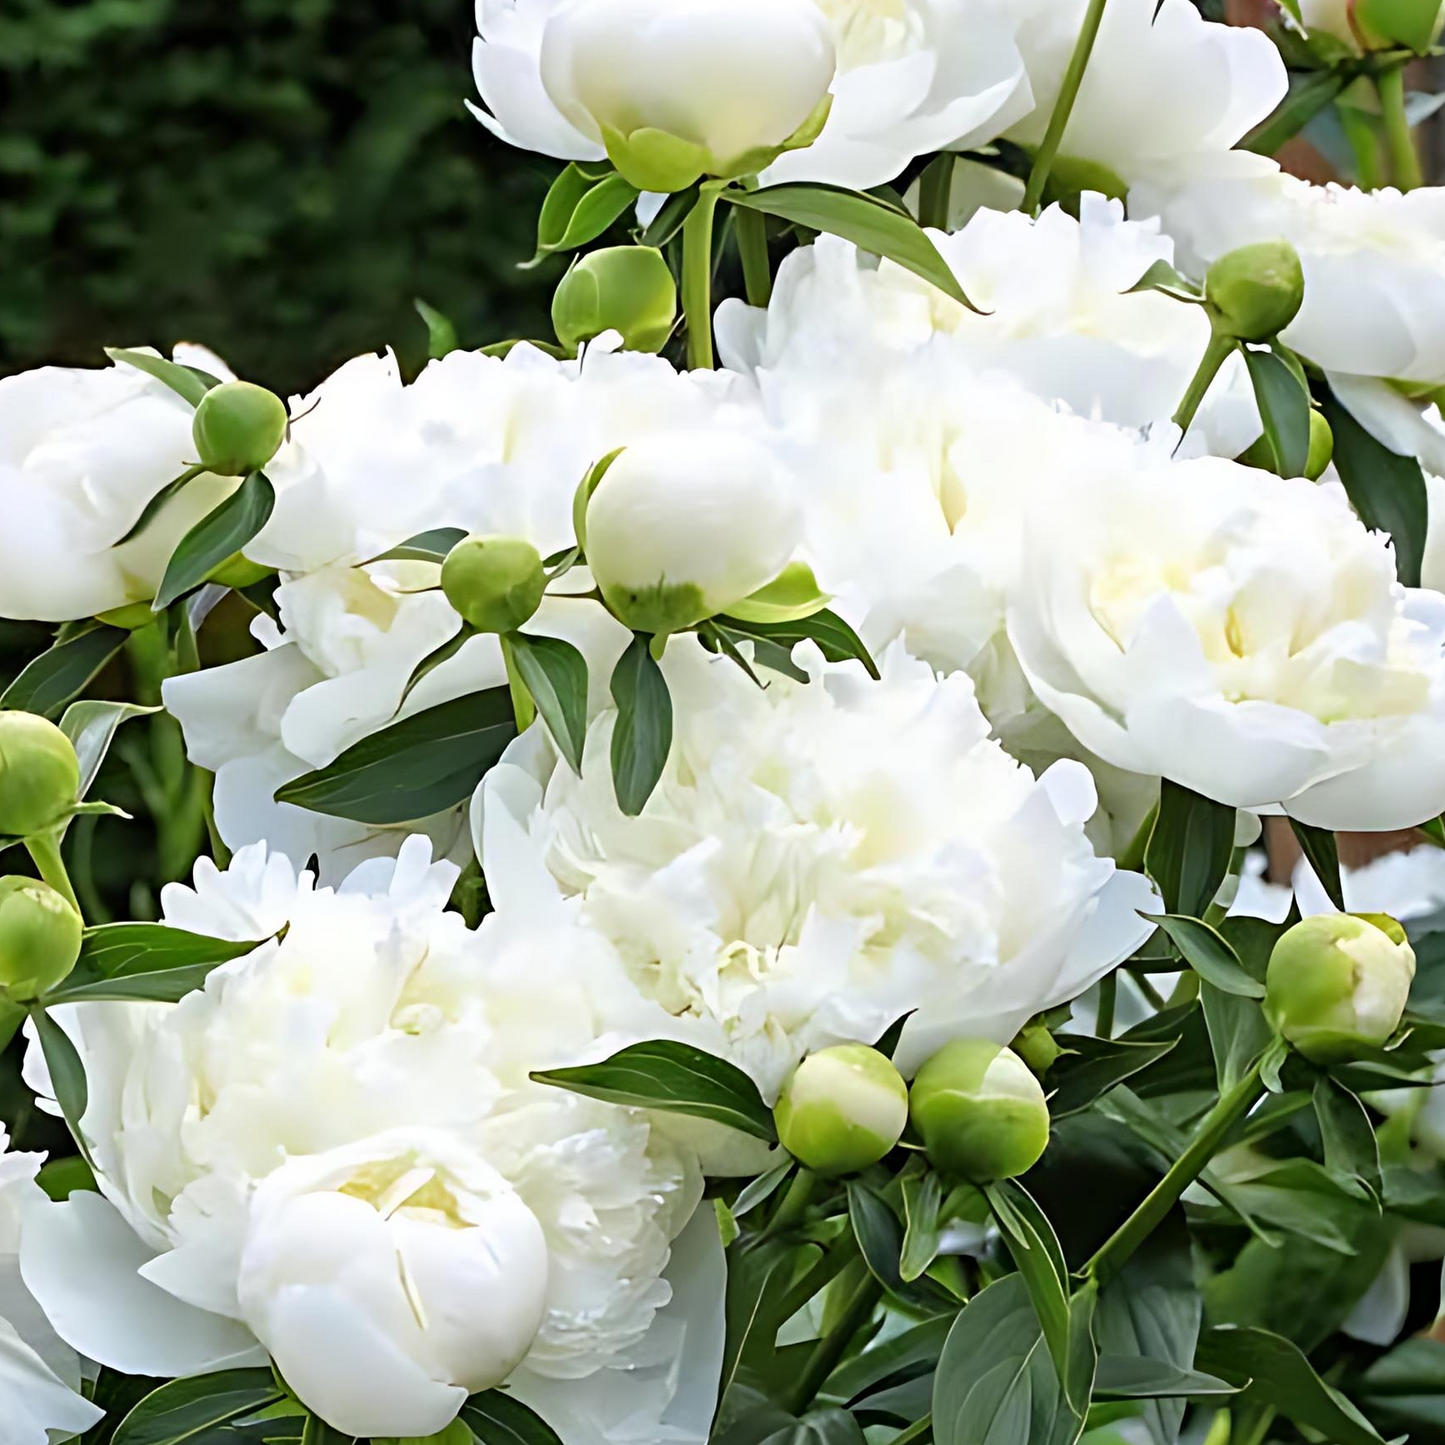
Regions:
[[1, 0, 559, 395]]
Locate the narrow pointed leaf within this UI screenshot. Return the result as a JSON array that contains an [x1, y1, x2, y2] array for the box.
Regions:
[[154, 471, 275, 610], [1, 625, 130, 718], [1145, 914, 1264, 999], [1289, 819, 1345, 912], [610, 634, 672, 816], [112, 1370, 283, 1445], [508, 631, 589, 775], [1244, 347, 1311, 478], [105, 347, 219, 407]]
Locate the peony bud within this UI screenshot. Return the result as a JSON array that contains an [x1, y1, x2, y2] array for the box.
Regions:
[[1204, 241, 1305, 343], [191, 382, 289, 478], [0, 877, 82, 999], [909, 1040, 1050, 1181], [0, 713, 80, 839], [1305, 410, 1334, 480], [1265, 913, 1415, 1062], [538, 0, 836, 192], [238, 1130, 550, 1438], [1355, 0, 1445, 51], [440, 537, 546, 635], [552, 247, 677, 355], [584, 432, 802, 635], [773, 1045, 908, 1177]]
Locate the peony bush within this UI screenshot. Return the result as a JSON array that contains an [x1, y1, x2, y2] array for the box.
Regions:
[[6, 3, 1445, 1444]]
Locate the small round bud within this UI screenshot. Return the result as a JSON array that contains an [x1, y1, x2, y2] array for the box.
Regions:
[[1205, 241, 1305, 342], [552, 247, 677, 356], [0, 713, 80, 838], [441, 536, 546, 635], [1304, 410, 1334, 481], [773, 1045, 908, 1177], [909, 1040, 1050, 1181], [1265, 913, 1415, 1062], [191, 382, 289, 478], [0, 877, 82, 999]]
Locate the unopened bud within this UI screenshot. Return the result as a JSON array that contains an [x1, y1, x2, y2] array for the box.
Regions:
[[1355, 0, 1445, 51], [553, 247, 677, 355], [773, 1045, 908, 1177], [191, 382, 289, 477], [441, 536, 546, 635], [0, 877, 82, 999], [1265, 912, 1415, 1062], [1205, 241, 1305, 342], [0, 713, 80, 838], [1237, 409, 1334, 480], [909, 1040, 1050, 1181]]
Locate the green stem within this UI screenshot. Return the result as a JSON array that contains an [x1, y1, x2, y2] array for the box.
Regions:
[[785, 1273, 884, 1415], [26, 831, 81, 917], [735, 206, 773, 308], [917, 154, 954, 231], [1339, 100, 1387, 190], [1173, 333, 1237, 436], [1376, 63, 1423, 191], [893, 1416, 933, 1445], [1096, 971, 1118, 1039], [766, 1167, 816, 1235], [1084, 1047, 1275, 1286], [1132, 970, 1166, 1012], [1023, 0, 1109, 213], [683, 186, 723, 368]]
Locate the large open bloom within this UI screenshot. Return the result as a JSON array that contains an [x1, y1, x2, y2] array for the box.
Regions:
[[1007, 455, 1445, 828], [18, 841, 719, 1443]]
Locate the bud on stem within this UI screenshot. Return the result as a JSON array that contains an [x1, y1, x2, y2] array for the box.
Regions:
[[774, 1045, 908, 1176]]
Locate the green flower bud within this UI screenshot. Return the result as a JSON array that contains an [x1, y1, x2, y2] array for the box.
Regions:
[[0, 877, 82, 999], [909, 1040, 1050, 1181], [1356, 0, 1445, 51], [1305, 410, 1334, 481], [191, 382, 289, 478], [773, 1044, 908, 1177], [0, 713, 80, 838], [440, 536, 546, 635], [1204, 241, 1305, 342], [552, 247, 677, 356], [1265, 912, 1415, 1062]]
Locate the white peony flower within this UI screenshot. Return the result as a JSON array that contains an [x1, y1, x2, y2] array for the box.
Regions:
[[19, 839, 718, 1443], [472, 0, 1031, 191], [1002, 0, 1286, 192], [0, 347, 240, 622], [477, 639, 1157, 1108], [0, 1129, 104, 1445], [1006, 454, 1445, 829]]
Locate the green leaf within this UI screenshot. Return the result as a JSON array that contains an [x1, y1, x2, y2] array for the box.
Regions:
[[756, 1411, 866, 1445], [112, 1370, 283, 1445], [1, 625, 131, 718], [1313, 1076, 1382, 1206], [525, 163, 639, 268], [1199, 981, 1274, 1094], [610, 634, 673, 816], [400, 625, 476, 707], [30, 1006, 90, 1162], [531, 1038, 776, 1141], [899, 1170, 943, 1282], [368, 527, 468, 565], [1145, 779, 1236, 917], [1196, 1325, 1388, 1445], [44, 922, 263, 1004], [1243, 69, 1347, 154], [725, 184, 983, 315], [1243, 347, 1311, 478], [461, 1389, 564, 1445], [1046, 1034, 1179, 1118], [1124, 259, 1201, 302], [1144, 914, 1264, 999], [105, 346, 218, 407], [300, 1413, 350, 1445], [60, 700, 161, 799], [1323, 391, 1429, 588], [275, 686, 517, 824], [153, 470, 276, 611], [1092, 1357, 1236, 1400], [846, 1179, 955, 1313], [414, 297, 460, 359], [932, 1273, 1085, 1445], [726, 563, 831, 626], [733, 1161, 793, 1220], [115, 465, 210, 547], [1289, 819, 1345, 912], [719, 1236, 806, 1409], [507, 632, 589, 776], [714, 609, 879, 682]]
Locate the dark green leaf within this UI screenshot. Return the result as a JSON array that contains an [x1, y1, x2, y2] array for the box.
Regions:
[[31, 1006, 89, 1162], [1244, 348, 1311, 478], [1145, 914, 1263, 999], [1196, 1325, 1388, 1445], [1145, 780, 1236, 917], [1200, 981, 1274, 1093], [462, 1389, 563, 1445], [1092, 1357, 1236, 1400], [1244, 70, 1347, 154], [45, 922, 263, 1004], [1124, 259, 1201, 301], [1, 625, 130, 718], [725, 184, 982, 315], [1324, 391, 1429, 588], [846, 1180, 954, 1312], [714, 609, 879, 681], [526, 163, 639, 267], [300, 1414, 350, 1445], [154, 471, 276, 611], [532, 1038, 775, 1141], [369, 527, 467, 565], [105, 347, 217, 407], [900, 1171, 943, 1282], [401, 626, 476, 707], [1046, 1034, 1179, 1118], [275, 686, 516, 824], [60, 700, 161, 799], [115, 466, 210, 547], [719, 1235, 806, 1411], [733, 1161, 793, 1219], [756, 1410, 866, 1445], [112, 1371, 283, 1445], [414, 298, 460, 358], [610, 634, 672, 816], [508, 632, 589, 775], [1289, 820, 1345, 912], [1313, 1076, 1382, 1205], [830, 1315, 952, 1409], [932, 1274, 1085, 1445]]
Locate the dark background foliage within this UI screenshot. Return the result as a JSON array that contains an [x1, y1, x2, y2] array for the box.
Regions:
[[1, 0, 559, 395]]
